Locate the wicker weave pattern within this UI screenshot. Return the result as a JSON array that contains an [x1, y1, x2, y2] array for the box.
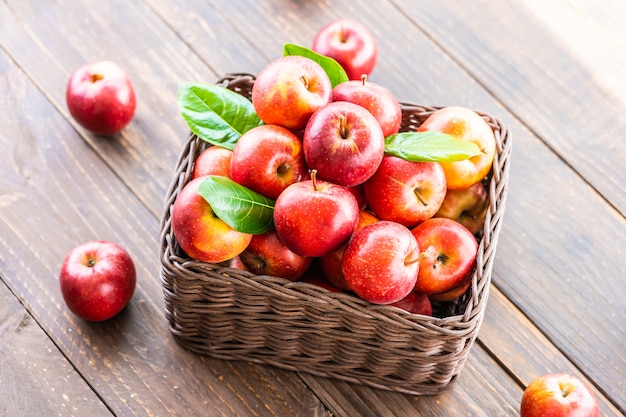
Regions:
[[159, 74, 512, 395]]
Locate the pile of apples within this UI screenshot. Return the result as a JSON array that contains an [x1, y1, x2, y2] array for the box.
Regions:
[[171, 20, 497, 316]]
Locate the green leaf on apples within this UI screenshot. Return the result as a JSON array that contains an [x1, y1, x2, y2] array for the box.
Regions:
[[283, 43, 349, 88], [177, 82, 263, 151], [384, 131, 482, 162], [198, 175, 275, 235]]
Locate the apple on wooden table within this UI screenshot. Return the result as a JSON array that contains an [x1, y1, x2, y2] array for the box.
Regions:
[[520, 373, 600, 417], [59, 240, 136, 322], [66, 61, 136, 135]]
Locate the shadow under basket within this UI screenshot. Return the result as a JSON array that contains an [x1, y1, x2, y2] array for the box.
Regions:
[[159, 73, 512, 396]]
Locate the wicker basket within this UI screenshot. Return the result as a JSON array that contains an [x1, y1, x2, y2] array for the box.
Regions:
[[159, 73, 512, 396]]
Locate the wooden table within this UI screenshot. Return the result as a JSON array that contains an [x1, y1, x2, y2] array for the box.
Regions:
[[1, 1, 624, 416]]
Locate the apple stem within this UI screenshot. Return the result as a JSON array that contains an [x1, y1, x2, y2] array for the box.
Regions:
[[301, 75, 309, 90], [360, 74, 367, 86], [339, 24, 347, 43], [405, 245, 435, 266], [338, 114, 349, 139], [310, 169, 319, 191], [90, 73, 104, 83], [414, 189, 428, 206]]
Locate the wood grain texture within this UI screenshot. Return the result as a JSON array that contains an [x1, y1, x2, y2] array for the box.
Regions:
[[0, 48, 328, 417]]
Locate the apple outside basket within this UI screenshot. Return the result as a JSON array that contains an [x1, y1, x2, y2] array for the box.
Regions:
[[158, 73, 512, 396]]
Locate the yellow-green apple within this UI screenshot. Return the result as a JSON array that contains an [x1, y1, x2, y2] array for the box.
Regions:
[[312, 19, 377, 81], [303, 101, 384, 188], [230, 124, 308, 200], [418, 106, 496, 189], [66, 61, 136, 135], [363, 156, 447, 227], [172, 176, 252, 263], [520, 373, 600, 417], [273, 170, 359, 257], [192, 146, 233, 179], [390, 291, 432, 316], [342, 221, 421, 304], [332, 75, 402, 137], [238, 229, 312, 281], [320, 209, 379, 290], [435, 181, 489, 235], [411, 217, 478, 295], [59, 240, 136, 322], [251, 55, 332, 131]]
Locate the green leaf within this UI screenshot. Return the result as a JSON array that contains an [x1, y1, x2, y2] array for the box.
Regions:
[[384, 131, 482, 162], [198, 175, 275, 235], [177, 82, 263, 150], [283, 43, 349, 88]]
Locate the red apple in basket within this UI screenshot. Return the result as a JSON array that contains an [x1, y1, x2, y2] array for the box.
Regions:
[[192, 146, 233, 179], [332, 75, 402, 137], [171, 177, 252, 263], [66, 61, 136, 135], [363, 156, 447, 228], [312, 19, 378, 81], [435, 181, 489, 235], [342, 221, 421, 305], [59, 240, 136, 322], [428, 274, 472, 303], [304, 101, 385, 188], [252, 55, 332, 131], [411, 217, 478, 295], [418, 106, 496, 190], [239, 230, 312, 282], [520, 373, 600, 417], [230, 124, 307, 199], [320, 209, 379, 290], [390, 291, 432, 316], [273, 170, 359, 257]]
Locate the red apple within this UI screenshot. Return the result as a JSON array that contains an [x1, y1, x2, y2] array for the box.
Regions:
[[192, 146, 233, 179], [66, 61, 136, 135], [342, 221, 421, 305], [238, 230, 313, 282], [363, 156, 447, 227], [428, 274, 471, 302], [299, 263, 343, 293], [251, 55, 332, 131], [520, 373, 600, 417], [418, 106, 496, 190], [273, 170, 359, 257], [320, 209, 379, 290], [59, 240, 136, 322], [303, 101, 384, 188], [389, 291, 432, 316], [332, 75, 402, 137], [435, 181, 489, 235], [230, 124, 307, 199], [172, 177, 252, 263], [312, 19, 378, 81], [411, 217, 478, 295]]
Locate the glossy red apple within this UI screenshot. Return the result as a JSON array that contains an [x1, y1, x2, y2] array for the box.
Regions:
[[192, 146, 233, 179], [230, 124, 307, 199], [332, 75, 402, 137], [411, 217, 478, 295], [273, 170, 359, 257], [239, 230, 312, 282], [312, 19, 378, 81], [363, 156, 447, 227], [389, 291, 432, 316], [435, 181, 489, 235], [252, 55, 332, 131], [66, 61, 136, 135], [342, 221, 421, 305], [320, 209, 379, 290], [303, 101, 384, 187], [520, 373, 600, 417], [59, 240, 136, 322], [172, 177, 252, 263], [418, 106, 496, 190]]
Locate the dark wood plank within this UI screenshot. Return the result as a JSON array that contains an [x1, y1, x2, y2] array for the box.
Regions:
[[0, 47, 329, 416], [156, 0, 626, 412], [0, 279, 113, 417], [392, 0, 626, 216]]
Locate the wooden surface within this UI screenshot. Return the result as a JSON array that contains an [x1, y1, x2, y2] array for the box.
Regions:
[[0, 0, 624, 416]]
